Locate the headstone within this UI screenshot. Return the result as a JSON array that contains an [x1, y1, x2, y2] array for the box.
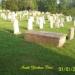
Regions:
[[11, 12, 20, 34], [55, 18, 60, 28], [66, 16, 72, 22], [42, 16, 45, 24], [25, 31, 66, 47], [69, 16, 72, 22], [8, 12, 12, 20], [11, 12, 16, 21], [36, 16, 39, 25], [67, 27, 75, 40], [66, 16, 70, 22], [19, 13, 22, 21], [49, 15, 54, 28], [1, 13, 7, 20], [27, 16, 34, 30], [39, 16, 44, 29], [13, 19, 20, 34], [60, 18, 64, 27]]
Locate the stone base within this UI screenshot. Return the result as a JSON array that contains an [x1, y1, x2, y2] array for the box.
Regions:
[[25, 31, 66, 47]]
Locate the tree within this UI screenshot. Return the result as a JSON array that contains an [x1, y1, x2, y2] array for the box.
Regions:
[[1, 0, 38, 11], [1, 0, 18, 11], [62, 0, 75, 16], [1, 0, 75, 16], [1, 0, 6, 9], [24, 0, 38, 10], [37, 0, 57, 13], [47, 0, 57, 13], [37, 0, 48, 12]]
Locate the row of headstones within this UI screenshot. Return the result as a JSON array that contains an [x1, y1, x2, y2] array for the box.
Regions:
[[0, 10, 75, 23], [0, 10, 29, 21], [9, 12, 75, 41], [0, 10, 75, 35], [0, 11, 20, 34], [27, 14, 65, 30], [28, 14, 75, 30], [0, 10, 75, 22]]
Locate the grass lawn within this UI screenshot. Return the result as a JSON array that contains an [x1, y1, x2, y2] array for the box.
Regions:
[[0, 18, 75, 75]]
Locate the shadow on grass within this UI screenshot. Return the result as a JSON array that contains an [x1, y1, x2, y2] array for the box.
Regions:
[[0, 30, 75, 75], [3, 29, 13, 33]]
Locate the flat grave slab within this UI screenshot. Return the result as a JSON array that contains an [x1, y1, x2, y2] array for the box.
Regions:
[[25, 31, 67, 47]]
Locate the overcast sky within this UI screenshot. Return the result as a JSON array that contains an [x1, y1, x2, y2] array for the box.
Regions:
[[0, 0, 1, 2], [0, 0, 1, 3]]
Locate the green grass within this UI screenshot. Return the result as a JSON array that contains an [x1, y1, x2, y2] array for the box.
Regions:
[[0, 18, 75, 75]]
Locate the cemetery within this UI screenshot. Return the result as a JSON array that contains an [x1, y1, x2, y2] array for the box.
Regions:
[[0, 0, 75, 75]]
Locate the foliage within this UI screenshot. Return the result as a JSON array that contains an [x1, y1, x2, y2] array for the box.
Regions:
[[1, 0, 38, 11], [37, 0, 57, 13], [1, 0, 75, 15]]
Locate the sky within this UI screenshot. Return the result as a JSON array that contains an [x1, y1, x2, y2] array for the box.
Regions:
[[0, 0, 1, 3]]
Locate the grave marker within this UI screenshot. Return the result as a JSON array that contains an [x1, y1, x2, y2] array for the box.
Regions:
[[28, 16, 34, 30], [25, 31, 66, 47], [67, 27, 75, 40]]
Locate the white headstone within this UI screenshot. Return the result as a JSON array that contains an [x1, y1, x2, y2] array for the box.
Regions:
[[60, 18, 64, 27], [66, 16, 72, 22], [13, 19, 20, 34], [36, 16, 39, 25], [55, 18, 60, 28], [28, 16, 34, 30], [11, 12, 20, 34], [1, 13, 7, 20], [48, 15, 54, 28], [39, 16, 44, 29], [8, 12, 12, 20], [67, 27, 75, 40], [11, 12, 16, 22], [66, 16, 70, 22]]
